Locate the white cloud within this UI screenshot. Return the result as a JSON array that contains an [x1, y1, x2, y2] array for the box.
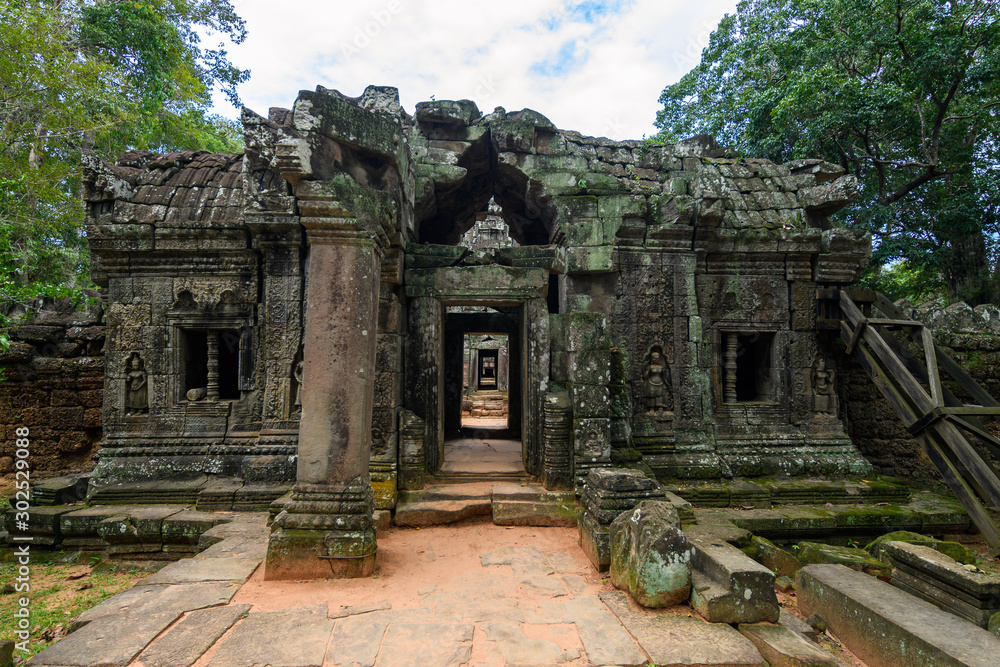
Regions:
[[213, 0, 739, 140]]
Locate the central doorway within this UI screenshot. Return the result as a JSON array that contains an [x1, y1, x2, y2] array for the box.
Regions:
[[442, 308, 524, 478]]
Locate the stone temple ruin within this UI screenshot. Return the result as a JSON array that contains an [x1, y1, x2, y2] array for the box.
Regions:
[[80, 84, 876, 578]]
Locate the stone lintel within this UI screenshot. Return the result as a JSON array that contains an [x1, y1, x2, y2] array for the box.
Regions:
[[404, 266, 548, 302], [246, 212, 303, 248]]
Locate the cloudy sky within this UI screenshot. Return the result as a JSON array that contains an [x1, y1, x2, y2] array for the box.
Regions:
[[212, 0, 739, 141]]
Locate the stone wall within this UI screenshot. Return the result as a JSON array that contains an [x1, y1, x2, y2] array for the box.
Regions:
[[0, 298, 105, 475], [838, 299, 1000, 480]]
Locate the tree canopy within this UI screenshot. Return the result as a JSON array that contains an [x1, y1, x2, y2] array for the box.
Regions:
[[0, 0, 249, 344], [656, 0, 1000, 305]]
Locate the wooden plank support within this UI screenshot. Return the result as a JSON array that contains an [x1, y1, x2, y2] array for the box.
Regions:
[[850, 336, 1000, 551], [840, 291, 1000, 552], [907, 407, 1000, 436], [876, 293, 1000, 409]]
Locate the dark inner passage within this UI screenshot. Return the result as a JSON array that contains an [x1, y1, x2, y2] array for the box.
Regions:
[[735, 333, 775, 402]]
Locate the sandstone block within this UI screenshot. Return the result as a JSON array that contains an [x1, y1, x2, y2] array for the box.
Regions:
[[690, 537, 780, 623], [610, 500, 693, 607]]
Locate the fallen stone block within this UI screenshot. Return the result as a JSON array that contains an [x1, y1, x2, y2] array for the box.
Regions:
[[865, 530, 976, 565], [778, 609, 819, 642], [796, 542, 891, 579], [738, 623, 843, 667], [579, 468, 665, 570], [609, 500, 693, 607], [797, 563, 1000, 667], [883, 541, 1000, 628], [689, 537, 779, 623], [31, 475, 89, 506], [742, 535, 801, 578]]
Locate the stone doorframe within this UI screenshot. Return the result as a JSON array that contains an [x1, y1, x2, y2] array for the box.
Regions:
[[404, 265, 550, 478]]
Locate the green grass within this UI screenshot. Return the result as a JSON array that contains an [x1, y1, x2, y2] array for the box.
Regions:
[[0, 550, 146, 660]]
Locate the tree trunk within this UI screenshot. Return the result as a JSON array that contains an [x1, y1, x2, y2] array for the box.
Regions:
[[947, 231, 995, 306]]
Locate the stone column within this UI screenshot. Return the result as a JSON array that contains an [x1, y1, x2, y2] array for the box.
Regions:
[[724, 333, 738, 404], [265, 188, 385, 580], [206, 333, 220, 401]]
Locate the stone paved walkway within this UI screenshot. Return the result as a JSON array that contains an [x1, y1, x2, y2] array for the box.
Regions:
[[28, 514, 802, 667]]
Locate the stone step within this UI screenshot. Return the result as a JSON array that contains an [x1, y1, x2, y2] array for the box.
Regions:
[[399, 482, 495, 503], [395, 482, 577, 528], [689, 536, 780, 624], [797, 563, 1000, 667], [664, 477, 911, 509], [491, 483, 576, 526], [394, 498, 492, 527]]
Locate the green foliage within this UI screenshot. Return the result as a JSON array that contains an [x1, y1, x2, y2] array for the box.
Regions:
[[0, 0, 248, 329], [656, 0, 1000, 304]]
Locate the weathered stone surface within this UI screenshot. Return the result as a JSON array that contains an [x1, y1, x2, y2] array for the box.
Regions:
[[796, 542, 891, 579], [797, 563, 1000, 667], [491, 483, 576, 526], [138, 604, 251, 667], [866, 530, 977, 565], [601, 591, 765, 666], [73, 582, 241, 628], [142, 555, 261, 585], [742, 535, 801, 578], [610, 500, 693, 607], [395, 498, 491, 526], [561, 595, 646, 666], [479, 621, 570, 664], [373, 623, 473, 667], [30, 610, 181, 667], [738, 622, 842, 667], [326, 610, 392, 667], [689, 537, 780, 623], [209, 605, 333, 667]]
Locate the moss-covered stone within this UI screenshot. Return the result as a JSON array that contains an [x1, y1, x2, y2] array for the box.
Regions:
[[864, 530, 977, 565], [297, 89, 402, 160], [796, 542, 891, 579], [610, 501, 693, 607], [742, 535, 801, 578]]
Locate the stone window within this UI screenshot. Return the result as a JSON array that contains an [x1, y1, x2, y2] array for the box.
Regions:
[[179, 328, 249, 401], [723, 332, 776, 403]]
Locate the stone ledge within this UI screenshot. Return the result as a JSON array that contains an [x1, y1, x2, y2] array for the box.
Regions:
[[797, 563, 1000, 667]]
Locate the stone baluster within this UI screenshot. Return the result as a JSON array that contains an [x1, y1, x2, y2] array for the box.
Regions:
[[724, 333, 738, 404], [206, 332, 220, 401]]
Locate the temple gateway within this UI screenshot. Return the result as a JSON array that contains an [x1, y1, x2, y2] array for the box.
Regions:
[[82, 85, 873, 578]]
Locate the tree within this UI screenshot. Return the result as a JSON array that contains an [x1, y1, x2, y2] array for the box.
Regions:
[[656, 0, 1000, 304], [0, 0, 249, 345]]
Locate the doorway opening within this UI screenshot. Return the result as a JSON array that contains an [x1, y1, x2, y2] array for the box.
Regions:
[[462, 334, 509, 428], [442, 308, 524, 478]]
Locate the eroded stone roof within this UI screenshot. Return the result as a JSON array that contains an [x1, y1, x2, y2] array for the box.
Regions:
[[95, 150, 244, 225]]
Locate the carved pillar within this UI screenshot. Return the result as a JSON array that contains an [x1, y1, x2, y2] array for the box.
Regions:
[[206, 333, 220, 401], [265, 184, 387, 580], [724, 333, 738, 404]]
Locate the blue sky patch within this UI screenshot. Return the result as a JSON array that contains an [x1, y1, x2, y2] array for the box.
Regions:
[[530, 40, 581, 77]]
